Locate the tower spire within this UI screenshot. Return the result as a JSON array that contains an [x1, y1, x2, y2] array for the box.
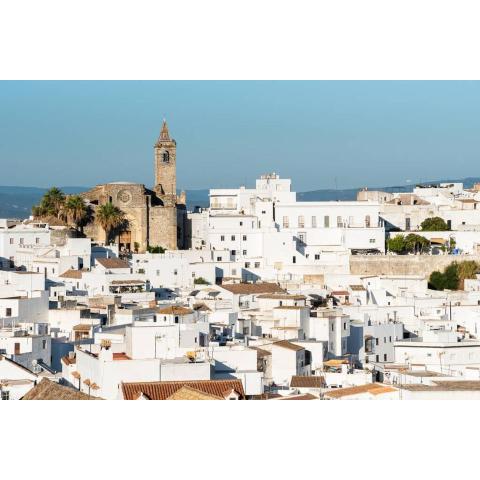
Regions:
[[158, 119, 171, 142]]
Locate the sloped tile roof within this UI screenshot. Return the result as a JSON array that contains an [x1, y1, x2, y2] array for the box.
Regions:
[[96, 257, 130, 269], [221, 283, 284, 295], [156, 305, 194, 315], [22, 378, 100, 400], [290, 375, 325, 388], [272, 340, 304, 352], [121, 379, 245, 400]]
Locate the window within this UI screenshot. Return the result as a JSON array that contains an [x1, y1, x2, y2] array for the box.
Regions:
[[1, 390, 9, 401], [292, 256, 296, 264], [9, 238, 14, 245], [254, 262, 260, 268], [383, 354, 387, 362], [283, 216, 289, 228], [162, 151, 170, 163], [174, 269, 178, 275], [174, 316, 179, 324], [389, 336, 392, 342], [19, 238, 24, 245], [369, 239, 375, 243], [242, 235, 247, 241], [239, 221, 243, 226], [231, 235, 235, 241], [365, 215, 371, 228], [298, 216, 305, 228], [231, 250, 236, 256], [384, 337, 386, 343], [217, 256, 222, 261], [311, 216, 317, 228], [343, 322, 346, 330], [331, 324, 334, 332], [242, 250, 247, 255], [14, 343, 20, 355], [375, 355, 379, 362], [42, 340, 47, 349], [232, 269, 237, 276], [405, 217, 411, 231], [314, 254, 320, 260], [298, 233, 305, 243], [337, 216, 342, 227], [6, 308, 12, 317], [35, 237, 40, 244], [324, 216, 330, 228], [375, 338, 379, 345], [220, 235, 225, 241], [245, 262, 250, 268]]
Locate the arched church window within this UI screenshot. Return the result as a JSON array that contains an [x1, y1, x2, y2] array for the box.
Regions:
[[162, 151, 170, 163]]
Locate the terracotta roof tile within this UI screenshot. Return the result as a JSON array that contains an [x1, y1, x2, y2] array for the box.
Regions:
[[96, 257, 130, 269], [156, 305, 194, 315], [325, 383, 397, 399], [121, 379, 245, 400], [290, 376, 325, 388], [59, 269, 83, 279], [221, 283, 285, 295], [22, 378, 100, 400], [257, 294, 306, 300]]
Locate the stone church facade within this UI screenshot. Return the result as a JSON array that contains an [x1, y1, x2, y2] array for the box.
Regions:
[[81, 121, 186, 252]]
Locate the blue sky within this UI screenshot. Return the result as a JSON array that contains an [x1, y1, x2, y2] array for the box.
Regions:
[[1, 81, 479, 191]]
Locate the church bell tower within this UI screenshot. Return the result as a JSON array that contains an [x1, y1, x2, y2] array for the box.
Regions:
[[154, 120, 177, 198]]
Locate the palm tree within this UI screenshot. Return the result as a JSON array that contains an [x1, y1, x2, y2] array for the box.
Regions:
[[95, 202, 126, 244], [63, 195, 87, 229], [33, 187, 66, 219], [31, 204, 47, 219]]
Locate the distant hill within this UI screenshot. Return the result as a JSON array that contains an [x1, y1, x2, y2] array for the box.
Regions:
[[297, 177, 480, 202], [2, 177, 480, 219]]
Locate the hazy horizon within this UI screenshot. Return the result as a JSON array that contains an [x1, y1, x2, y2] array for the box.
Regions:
[[2, 81, 480, 191]]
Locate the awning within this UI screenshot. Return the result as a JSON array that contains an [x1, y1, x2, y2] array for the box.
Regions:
[[73, 324, 92, 332], [323, 359, 349, 367], [430, 238, 447, 245]]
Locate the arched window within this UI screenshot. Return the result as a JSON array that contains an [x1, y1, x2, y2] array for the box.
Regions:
[[162, 150, 170, 163]]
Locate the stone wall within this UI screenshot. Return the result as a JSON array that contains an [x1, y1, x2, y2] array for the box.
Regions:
[[149, 206, 177, 250], [350, 254, 480, 277]]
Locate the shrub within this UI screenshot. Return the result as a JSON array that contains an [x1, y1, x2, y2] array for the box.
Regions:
[[428, 260, 478, 291], [147, 245, 166, 254], [421, 217, 450, 231]]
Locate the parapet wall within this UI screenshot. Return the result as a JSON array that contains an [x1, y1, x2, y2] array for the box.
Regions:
[[349, 254, 480, 278]]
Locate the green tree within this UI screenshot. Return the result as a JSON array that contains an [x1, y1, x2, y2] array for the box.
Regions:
[[63, 195, 87, 229], [429, 270, 446, 290], [404, 234, 430, 254], [448, 237, 457, 253], [95, 202, 126, 244], [457, 260, 479, 289], [194, 277, 210, 285], [387, 235, 407, 254], [421, 217, 450, 231], [428, 261, 468, 291], [32, 187, 66, 219], [443, 263, 460, 289]]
